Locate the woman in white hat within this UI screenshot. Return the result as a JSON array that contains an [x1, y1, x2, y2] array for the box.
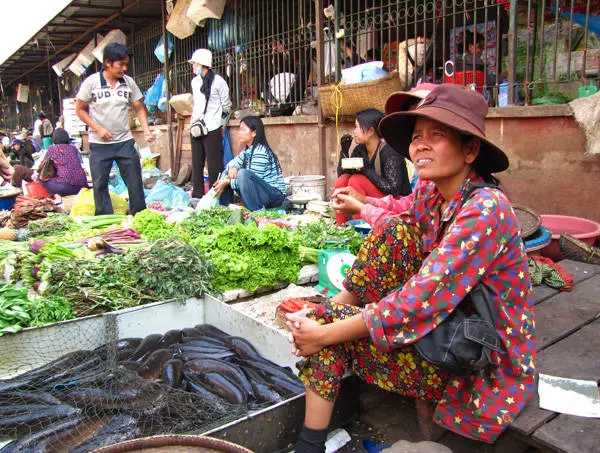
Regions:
[[189, 48, 232, 198]]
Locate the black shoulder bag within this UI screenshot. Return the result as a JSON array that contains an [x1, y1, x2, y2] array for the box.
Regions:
[[414, 183, 505, 377]]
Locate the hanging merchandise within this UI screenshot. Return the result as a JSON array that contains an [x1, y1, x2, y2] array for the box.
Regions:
[[69, 35, 103, 77], [145, 73, 166, 113], [92, 30, 127, 62], [167, 0, 197, 39], [16, 84, 29, 103], [52, 53, 77, 77], [187, 0, 227, 25], [154, 33, 174, 63], [207, 3, 234, 51], [323, 28, 338, 77]]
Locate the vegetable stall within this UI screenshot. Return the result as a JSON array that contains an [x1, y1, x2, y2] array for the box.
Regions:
[[0, 199, 363, 335]]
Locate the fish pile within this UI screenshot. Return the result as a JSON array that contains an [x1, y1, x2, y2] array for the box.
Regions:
[[0, 324, 304, 452]]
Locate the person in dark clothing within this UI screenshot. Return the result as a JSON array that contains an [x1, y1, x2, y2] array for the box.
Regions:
[[9, 139, 34, 168], [453, 32, 494, 86], [334, 108, 411, 225]]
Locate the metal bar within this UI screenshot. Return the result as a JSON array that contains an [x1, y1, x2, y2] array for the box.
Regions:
[[525, 0, 532, 105], [582, 0, 591, 83], [6, 0, 144, 86], [161, 0, 174, 175], [508, 0, 518, 104], [566, 0, 575, 77], [538, 0, 546, 81], [334, 0, 341, 81], [551, 0, 560, 81], [315, 0, 327, 185]]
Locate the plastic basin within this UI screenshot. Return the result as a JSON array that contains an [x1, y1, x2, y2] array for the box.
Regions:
[[540, 214, 600, 261]]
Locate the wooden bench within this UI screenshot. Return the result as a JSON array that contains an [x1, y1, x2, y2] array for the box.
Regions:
[[509, 259, 600, 453]]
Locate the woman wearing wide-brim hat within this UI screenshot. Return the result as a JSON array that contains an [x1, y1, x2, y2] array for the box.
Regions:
[[286, 84, 535, 451]]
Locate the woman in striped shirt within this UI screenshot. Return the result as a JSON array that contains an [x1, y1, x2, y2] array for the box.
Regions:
[[214, 116, 286, 211]]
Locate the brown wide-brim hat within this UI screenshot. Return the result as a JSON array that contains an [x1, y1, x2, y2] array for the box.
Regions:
[[380, 84, 509, 174], [384, 83, 438, 114]]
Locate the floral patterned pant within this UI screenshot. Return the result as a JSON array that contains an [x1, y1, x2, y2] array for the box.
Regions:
[[298, 218, 450, 402]]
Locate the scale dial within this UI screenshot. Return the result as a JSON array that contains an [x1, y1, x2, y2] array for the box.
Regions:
[[326, 252, 356, 290]]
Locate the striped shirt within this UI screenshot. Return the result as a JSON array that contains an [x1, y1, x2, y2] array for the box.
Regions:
[[227, 143, 286, 194]]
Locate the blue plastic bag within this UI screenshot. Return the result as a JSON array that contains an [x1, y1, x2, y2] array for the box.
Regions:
[[145, 180, 191, 210], [222, 128, 233, 167], [145, 73, 165, 113], [154, 34, 174, 63]]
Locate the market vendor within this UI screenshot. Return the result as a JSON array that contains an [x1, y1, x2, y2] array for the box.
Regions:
[[287, 85, 535, 453], [213, 116, 286, 211], [0, 149, 14, 184], [75, 42, 155, 215], [333, 85, 437, 226], [37, 128, 88, 197], [334, 108, 411, 225]]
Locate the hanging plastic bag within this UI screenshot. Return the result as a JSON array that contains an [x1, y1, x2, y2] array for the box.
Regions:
[[154, 33, 174, 63], [195, 187, 220, 210], [144, 73, 165, 113], [222, 127, 233, 166], [157, 76, 168, 112], [145, 179, 191, 211]]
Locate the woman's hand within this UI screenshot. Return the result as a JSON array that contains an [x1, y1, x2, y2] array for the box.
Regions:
[[332, 192, 365, 216], [286, 309, 328, 357], [228, 167, 239, 179], [213, 178, 230, 196], [332, 186, 366, 204]]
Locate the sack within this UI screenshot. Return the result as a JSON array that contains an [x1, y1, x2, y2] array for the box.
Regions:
[[190, 119, 209, 138], [38, 158, 57, 182], [414, 284, 503, 377]]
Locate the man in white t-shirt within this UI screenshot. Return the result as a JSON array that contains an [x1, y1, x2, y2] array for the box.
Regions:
[[76, 43, 154, 215]]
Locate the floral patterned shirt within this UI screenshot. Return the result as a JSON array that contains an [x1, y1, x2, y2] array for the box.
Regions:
[[362, 172, 536, 443], [40, 144, 88, 187]]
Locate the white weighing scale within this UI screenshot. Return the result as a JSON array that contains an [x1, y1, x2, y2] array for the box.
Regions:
[[314, 248, 356, 297]]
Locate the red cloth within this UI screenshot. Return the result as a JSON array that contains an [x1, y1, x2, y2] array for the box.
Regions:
[[531, 255, 574, 291], [334, 174, 385, 225]]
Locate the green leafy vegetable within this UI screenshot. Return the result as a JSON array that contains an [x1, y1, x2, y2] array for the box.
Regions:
[[194, 223, 300, 291], [294, 219, 363, 255], [131, 209, 177, 241]]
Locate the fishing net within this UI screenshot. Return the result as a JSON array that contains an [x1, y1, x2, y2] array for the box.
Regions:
[[0, 318, 303, 452]]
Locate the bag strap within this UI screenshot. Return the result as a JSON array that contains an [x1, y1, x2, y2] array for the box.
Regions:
[[445, 182, 501, 324]]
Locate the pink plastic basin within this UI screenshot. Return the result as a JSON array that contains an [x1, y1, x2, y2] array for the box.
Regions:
[[540, 214, 600, 261]]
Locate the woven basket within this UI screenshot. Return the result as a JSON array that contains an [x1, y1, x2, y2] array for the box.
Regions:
[[318, 71, 403, 118], [93, 435, 254, 453], [513, 204, 541, 239], [558, 232, 600, 265]]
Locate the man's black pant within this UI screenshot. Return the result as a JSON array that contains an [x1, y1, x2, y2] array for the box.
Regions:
[[191, 127, 223, 198], [89, 139, 146, 215]]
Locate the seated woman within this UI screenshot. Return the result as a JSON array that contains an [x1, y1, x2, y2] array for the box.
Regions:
[[37, 128, 88, 197], [286, 85, 535, 452], [213, 116, 286, 211], [334, 108, 411, 225], [8, 139, 34, 168]]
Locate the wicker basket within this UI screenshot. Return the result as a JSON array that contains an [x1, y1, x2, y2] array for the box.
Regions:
[[318, 71, 403, 118], [93, 435, 254, 453], [513, 204, 541, 239], [558, 232, 600, 265]]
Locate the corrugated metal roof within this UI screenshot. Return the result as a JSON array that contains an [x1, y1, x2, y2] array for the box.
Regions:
[[0, 0, 162, 86]]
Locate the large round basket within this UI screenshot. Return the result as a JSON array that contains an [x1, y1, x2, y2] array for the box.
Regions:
[[318, 71, 402, 118], [92, 435, 254, 453], [513, 204, 541, 239]]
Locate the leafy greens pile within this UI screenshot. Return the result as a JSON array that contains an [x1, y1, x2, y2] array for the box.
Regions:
[[194, 223, 300, 291]]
